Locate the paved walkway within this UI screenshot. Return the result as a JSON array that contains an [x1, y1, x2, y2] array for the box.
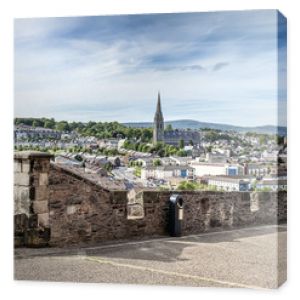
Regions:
[[14, 225, 287, 289]]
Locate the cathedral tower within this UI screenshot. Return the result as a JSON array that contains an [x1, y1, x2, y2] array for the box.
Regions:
[[153, 92, 164, 144]]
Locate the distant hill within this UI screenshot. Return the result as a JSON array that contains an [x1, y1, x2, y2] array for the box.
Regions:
[[123, 119, 287, 136]]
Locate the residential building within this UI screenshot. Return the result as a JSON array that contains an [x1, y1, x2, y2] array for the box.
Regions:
[[244, 163, 269, 177], [170, 156, 193, 166], [14, 125, 61, 140], [206, 152, 228, 163], [190, 162, 227, 177], [256, 179, 287, 191], [141, 165, 194, 181], [203, 176, 251, 191]]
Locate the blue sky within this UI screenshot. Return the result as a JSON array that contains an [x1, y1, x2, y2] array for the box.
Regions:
[[14, 10, 287, 127]]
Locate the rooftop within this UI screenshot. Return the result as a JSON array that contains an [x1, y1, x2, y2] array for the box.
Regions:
[[144, 165, 193, 171], [204, 175, 251, 183]]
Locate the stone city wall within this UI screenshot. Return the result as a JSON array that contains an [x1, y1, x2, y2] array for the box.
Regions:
[[14, 152, 287, 247], [47, 164, 287, 247], [48, 164, 167, 246]]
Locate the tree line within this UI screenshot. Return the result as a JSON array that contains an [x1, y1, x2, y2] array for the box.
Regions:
[[123, 140, 188, 157], [14, 118, 153, 141]]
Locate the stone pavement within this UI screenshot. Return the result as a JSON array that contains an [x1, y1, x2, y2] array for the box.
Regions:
[[14, 225, 287, 289]]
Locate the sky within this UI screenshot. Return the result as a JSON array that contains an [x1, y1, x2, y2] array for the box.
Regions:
[[14, 10, 287, 127]]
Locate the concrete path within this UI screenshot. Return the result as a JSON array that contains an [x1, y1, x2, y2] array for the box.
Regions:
[[14, 225, 287, 289]]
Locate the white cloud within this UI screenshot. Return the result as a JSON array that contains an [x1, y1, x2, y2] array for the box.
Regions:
[[14, 11, 282, 127]]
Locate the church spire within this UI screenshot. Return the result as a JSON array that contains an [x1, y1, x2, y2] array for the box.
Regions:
[[153, 91, 164, 144], [156, 92, 161, 113], [155, 91, 163, 117]]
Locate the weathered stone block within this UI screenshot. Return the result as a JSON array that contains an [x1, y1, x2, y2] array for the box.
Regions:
[[14, 214, 28, 232], [14, 236, 25, 247], [127, 204, 144, 219], [14, 173, 32, 186], [28, 214, 38, 228], [14, 186, 31, 215], [33, 201, 49, 214], [38, 213, 50, 227], [250, 193, 260, 212], [66, 196, 83, 205], [14, 160, 22, 173], [111, 191, 127, 204], [85, 184, 92, 193], [21, 160, 32, 173], [26, 228, 51, 247], [50, 199, 63, 209], [35, 186, 49, 201], [67, 205, 78, 215], [39, 173, 49, 186], [32, 159, 50, 173]]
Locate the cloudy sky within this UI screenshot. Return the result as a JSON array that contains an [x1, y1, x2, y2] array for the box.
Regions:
[[14, 10, 287, 127]]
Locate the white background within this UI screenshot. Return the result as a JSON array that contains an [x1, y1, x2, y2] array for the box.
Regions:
[[0, 0, 298, 299]]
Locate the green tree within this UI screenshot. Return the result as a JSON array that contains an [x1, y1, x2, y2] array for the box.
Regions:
[[44, 119, 55, 129], [32, 120, 41, 128], [259, 135, 268, 145], [207, 185, 217, 191], [157, 149, 166, 157], [141, 128, 153, 142], [137, 143, 144, 152], [153, 159, 162, 166], [165, 124, 173, 131], [134, 166, 142, 177], [206, 146, 213, 153], [56, 121, 70, 132], [177, 181, 197, 191], [176, 149, 187, 157], [179, 139, 184, 149]]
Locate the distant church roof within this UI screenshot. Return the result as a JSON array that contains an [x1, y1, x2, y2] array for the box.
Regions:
[[164, 129, 200, 139]]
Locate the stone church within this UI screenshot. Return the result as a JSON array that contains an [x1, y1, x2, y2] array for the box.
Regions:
[[153, 93, 201, 146]]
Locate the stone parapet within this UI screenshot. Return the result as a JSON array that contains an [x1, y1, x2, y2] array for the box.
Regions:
[[14, 151, 53, 247], [48, 164, 287, 247], [14, 153, 287, 248]]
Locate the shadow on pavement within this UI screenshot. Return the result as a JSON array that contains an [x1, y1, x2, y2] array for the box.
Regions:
[[15, 224, 287, 263]]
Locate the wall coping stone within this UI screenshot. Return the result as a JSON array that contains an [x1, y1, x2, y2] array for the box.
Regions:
[[50, 162, 111, 192], [14, 151, 54, 159]]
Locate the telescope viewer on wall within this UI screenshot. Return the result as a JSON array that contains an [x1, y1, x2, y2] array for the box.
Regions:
[[169, 194, 184, 237]]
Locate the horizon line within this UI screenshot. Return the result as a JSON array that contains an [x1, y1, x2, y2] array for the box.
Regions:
[[14, 116, 286, 129]]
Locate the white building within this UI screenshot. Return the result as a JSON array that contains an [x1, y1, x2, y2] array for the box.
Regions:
[[135, 157, 154, 167], [245, 163, 269, 177], [190, 161, 244, 177], [206, 152, 228, 163], [169, 156, 193, 166], [261, 150, 279, 162], [98, 138, 119, 149], [160, 157, 174, 166], [256, 179, 287, 191], [190, 162, 227, 177], [141, 165, 193, 181], [204, 176, 251, 191]]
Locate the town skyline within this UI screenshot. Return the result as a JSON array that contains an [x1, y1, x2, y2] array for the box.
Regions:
[[14, 92, 287, 132]]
